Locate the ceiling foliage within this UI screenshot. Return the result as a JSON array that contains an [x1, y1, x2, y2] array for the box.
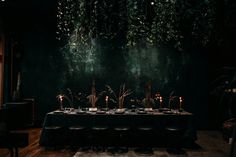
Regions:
[[56, 0, 216, 49]]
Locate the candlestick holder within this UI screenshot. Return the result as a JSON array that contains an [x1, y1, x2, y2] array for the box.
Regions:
[[179, 96, 184, 112], [159, 96, 163, 108], [105, 96, 109, 109], [56, 94, 64, 111], [118, 96, 124, 109]]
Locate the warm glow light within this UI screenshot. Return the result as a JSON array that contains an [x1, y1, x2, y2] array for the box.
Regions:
[[105, 96, 109, 102], [105, 96, 109, 108], [56, 94, 64, 110], [179, 96, 183, 110], [150, 2, 154, 5], [59, 95, 63, 102]]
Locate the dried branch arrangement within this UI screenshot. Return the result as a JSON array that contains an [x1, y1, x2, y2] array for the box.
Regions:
[[105, 84, 132, 109]]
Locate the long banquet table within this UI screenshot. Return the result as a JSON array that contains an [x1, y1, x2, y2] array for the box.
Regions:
[[39, 108, 196, 147]]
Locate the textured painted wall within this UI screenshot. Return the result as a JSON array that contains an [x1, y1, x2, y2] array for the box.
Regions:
[[17, 0, 210, 128]]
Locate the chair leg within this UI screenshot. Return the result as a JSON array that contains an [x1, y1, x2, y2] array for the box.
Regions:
[[230, 126, 236, 157], [9, 147, 14, 157], [14, 147, 18, 157]]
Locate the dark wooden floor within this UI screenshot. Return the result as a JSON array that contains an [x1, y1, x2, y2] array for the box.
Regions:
[[0, 128, 231, 157]]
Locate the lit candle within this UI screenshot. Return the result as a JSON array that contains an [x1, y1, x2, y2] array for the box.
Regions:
[[160, 96, 162, 108], [59, 95, 63, 102], [155, 92, 160, 99], [59, 95, 63, 110], [179, 96, 183, 109], [105, 96, 109, 108]]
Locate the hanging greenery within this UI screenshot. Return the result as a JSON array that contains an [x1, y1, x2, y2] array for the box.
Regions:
[[191, 0, 216, 46], [149, 0, 183, 47], [57, 0, 100, 76], [126, 0, 150, 47], [56, 0, 216, 49]]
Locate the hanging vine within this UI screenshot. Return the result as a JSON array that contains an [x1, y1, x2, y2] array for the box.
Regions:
[[150, 0, 183, 47], [56, 0, 216, 49], [126, 0, 150, 47]]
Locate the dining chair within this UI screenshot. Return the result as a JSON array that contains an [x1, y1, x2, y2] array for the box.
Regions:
[[44, 126, 64, 147], [0, 122, 28, 157], [68, 125, 88, 147], [91, 125, 109, 151], [108, 126, 130, 154], [134, 126, 154, 155], [165, 125, 186, 154]]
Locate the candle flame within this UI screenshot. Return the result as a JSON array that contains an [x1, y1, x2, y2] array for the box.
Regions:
[[160, 96, 162, 102], [105, 96, 109, 101]]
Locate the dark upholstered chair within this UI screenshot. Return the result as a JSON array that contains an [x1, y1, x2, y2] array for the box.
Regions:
[[91, 125, 109, 151], [0, 122, 14, 157], [68, 125, 88, 147], [108, 126, 130, 154], [134, 126, 154, 155], [165, 126, 186, 154], [44, 126, 64, 147], [3, 101, 33, 130], [0, 122, 28, 157]]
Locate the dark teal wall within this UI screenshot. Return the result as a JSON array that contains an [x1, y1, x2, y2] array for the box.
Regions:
[[19, 30, 208, 128], [3, 0, 233, 130]]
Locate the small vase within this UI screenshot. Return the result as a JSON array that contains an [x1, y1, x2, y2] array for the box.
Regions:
[[118, 96, 124, 109], [59, 102, 64, 111]]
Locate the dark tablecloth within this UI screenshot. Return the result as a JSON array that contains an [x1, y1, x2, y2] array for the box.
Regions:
[[39, 109, 196, 146]]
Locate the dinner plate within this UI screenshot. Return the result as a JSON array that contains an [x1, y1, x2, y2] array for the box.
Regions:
[[137, 111, 147, 114], [144, 108, 153, 112], [89, 107, 98, 112], [96, 111, 106, 114], [163, 111, 174, 114], [53, 110, 64, 114], [158, 108, 171, 112], [76, 110, 86, 114], [115, 111, 125, 114]]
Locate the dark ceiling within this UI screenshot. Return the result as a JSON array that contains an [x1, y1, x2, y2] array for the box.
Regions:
[[0, 0, 58, 32]]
